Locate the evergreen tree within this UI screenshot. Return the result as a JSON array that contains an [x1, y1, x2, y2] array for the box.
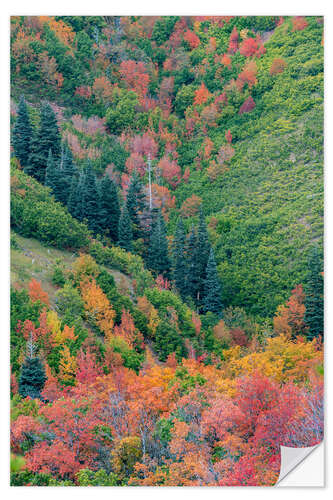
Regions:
[[45, 149, 60, 195], [186, 224, 200, 302], [197, 207, 211, 303], [148, 212, 171, 278], [26, 102, 61, 183], [57, 144, 77, 205], [99, 174, 120, 241], [12, 95, 32, 168], [118, 204, 133, 252], [19, 335, 46, 400], [67, 174, 80, 218], [84, 162, 101, 235], [304, 246, 324, 339], [126, 171, 145, 238], [202, 248, 223, 315], [173, 218, 188, 299]]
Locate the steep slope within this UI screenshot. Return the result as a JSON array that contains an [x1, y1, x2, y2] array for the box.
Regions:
[[171, 18, 323, 317]]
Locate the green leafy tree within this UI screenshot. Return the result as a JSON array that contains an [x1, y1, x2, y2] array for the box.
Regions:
[[118, 204, 133, 252], [106, 90, 139, 134], [203, 248, 223, 315], [174, 84, 195, 117], [26, 102, 61, 183], [12, 95, 32, 168], [304, 246, 324, 339], [155, 320, 185, 362], [99, 174, 120, 241]]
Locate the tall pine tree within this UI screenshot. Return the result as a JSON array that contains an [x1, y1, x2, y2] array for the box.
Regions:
[[186, 224, 200, 302], [19, 335, 46, 400], [118, 204, 133, 251], [197, 207, 211, 304], [67, 173, 80, 218], [202, 248, 223, 315], [148, 211, 171, 278], [173, 218, 188, 299], [45, 149, 60, 195], [12, 95, 32, 168], [26, 102, 61, 183], [57, 144, 77, 205], [84, 162, 101, 235], [126, 170, 145, 239], [99, 174, 120, 241], [304, 246, 324, 339]]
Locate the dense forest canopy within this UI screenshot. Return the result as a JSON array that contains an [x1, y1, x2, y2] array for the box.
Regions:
[[10, 15, 323, 486]]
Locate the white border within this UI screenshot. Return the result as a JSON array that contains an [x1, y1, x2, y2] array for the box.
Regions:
[[1, 1, 331, 497]]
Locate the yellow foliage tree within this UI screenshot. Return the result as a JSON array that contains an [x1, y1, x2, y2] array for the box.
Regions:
[[80, 279, 115, 340], [59, 345, 77, 384]]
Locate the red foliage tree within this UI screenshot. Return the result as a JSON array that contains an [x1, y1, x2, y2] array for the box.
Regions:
[[158, 156, 182, 188], [228, 26, 239, 54], [292, 16, 308, 31], [184, 30, 200, 49], [194, 82, 210, 106], [239, 96, 256, 114], [231, 328, 248, 347], [239, 37, 258, 57], [76, 348, 102, 385], [237, 60, 257, 90], [119, 60, 150, 99], [180, 195, 203, 217], [131, 132, 158, 159], [25, 441, 80, 480], [126, 152, 146, 176], [225, 129, 232, 143], [270, 58, 287, 75]]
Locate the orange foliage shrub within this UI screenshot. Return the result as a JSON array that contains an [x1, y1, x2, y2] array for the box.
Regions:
[[273, 284, 306, 337], [28, 279, 49, 306], [180, 195, 203, 217], [194, 82, 211, 106], [270, 58, 287, 75]]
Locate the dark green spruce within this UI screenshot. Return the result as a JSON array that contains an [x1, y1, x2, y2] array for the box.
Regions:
[[11, 95, 32, 168], [148, 211, 171, 278], [26, 102, 61, 183], [19, 337, 46, 400], [126, 170, 145, 239], [83, 162, 101, 235], [118, 203, 133, 252], [197, 208, 211, 304], [45, 149, 60, 195], [186, 224, 200, 302], [99, 174, 120, 242], [173, 218, 188, 299], [57, 144, 77, 205], [202, 248, 223, 315]]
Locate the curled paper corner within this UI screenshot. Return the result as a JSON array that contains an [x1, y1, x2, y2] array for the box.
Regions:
[[276, 442, 324, 486]]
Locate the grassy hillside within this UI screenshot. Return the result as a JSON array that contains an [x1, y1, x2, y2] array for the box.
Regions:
[[170, 19, 323, 317]]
